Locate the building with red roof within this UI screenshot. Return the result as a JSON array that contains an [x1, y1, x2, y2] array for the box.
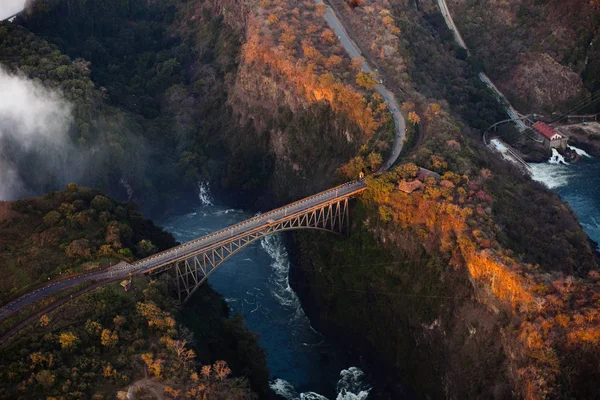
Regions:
[[532, 122, 567, 149]]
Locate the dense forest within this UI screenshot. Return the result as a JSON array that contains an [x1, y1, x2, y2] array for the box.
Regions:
[[0, 185, 175, 304], [281, 0, 600, 398], [2, 0, 397, 213]]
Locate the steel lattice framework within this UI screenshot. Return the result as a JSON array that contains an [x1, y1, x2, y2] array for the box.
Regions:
[[148, 197, 352, 303]]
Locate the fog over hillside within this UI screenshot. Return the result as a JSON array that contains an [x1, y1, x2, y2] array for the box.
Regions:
[[0, 67, 85, 200], [0, 0, 25, 20]]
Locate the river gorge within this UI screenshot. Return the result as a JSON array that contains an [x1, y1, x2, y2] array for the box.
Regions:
[[160, 183, 375, 400]]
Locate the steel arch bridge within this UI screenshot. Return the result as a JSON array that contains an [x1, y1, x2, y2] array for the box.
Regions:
[[133, 181, 366, 302]]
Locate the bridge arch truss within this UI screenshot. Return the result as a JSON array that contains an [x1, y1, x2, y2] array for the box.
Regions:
[[147, 198, 350, 303]]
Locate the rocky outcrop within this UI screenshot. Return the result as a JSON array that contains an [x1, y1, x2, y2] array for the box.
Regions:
[[501, 52, 586, 114]]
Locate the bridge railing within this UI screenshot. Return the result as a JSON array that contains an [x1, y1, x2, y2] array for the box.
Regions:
[[131, 179, 366, 269]]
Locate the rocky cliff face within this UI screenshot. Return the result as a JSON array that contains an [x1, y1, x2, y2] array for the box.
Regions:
[[290, 227, 513, 400]]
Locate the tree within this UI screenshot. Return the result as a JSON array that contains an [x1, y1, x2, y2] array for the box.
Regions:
[[401, 101, 415, 111], [30, 352, 48, 367], [201, 365, 211, 380], [356, 71, 378, 90], [136, 301, 176, 331], [85, 320, 103, 336], [320, 29, 335, 45], [351, 57, 365, 71], [39, 314, 50, 327], [105, 222, 122, 249], [113, 315, 126, 329], [267, 14, 278, 25], [136, 240, 157, 257], [98, 244, 114, 257], [91, 195, 113, 212], [59, 202, 76, 216], [118, 248, 133, 259], [43, 211, 61, 226], [325, 55, 343, 69], [367, 152, 383, 171], [393, 163, 419, 179], [65, 239, 92, 259], [59, 331, 78, 350], [302, 40, 321, 60], [408, 111, 421, 125], [101, 329, 119, 348], [337, 156, 367, 179], [213, 360, 231, 381], [35, 370, 55, 388], [103, 364, 116, 378]]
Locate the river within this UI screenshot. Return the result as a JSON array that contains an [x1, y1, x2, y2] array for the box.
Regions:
[[159, 183, 372, 400], [529, 148, 600, 249]]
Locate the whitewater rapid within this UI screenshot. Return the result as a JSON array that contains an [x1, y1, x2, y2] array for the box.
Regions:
[[528, 147, 600, 248]]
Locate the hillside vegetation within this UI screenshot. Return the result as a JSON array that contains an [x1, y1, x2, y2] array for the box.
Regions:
[[0, 186, 268, 399], [0, 185, 174, 304], [8, 0, 396, 210], [0, 278, 267, 399], [295, 105, 600, 399], [423, 0, 600, 114]]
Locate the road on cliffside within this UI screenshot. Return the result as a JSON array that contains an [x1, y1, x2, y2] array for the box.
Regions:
[[316, 0, 406, 171]]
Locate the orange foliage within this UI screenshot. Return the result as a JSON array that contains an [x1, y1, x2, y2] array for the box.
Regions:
[[364, 162, 600, 398], [408, 111, 421, 125], [320, 29, 336, 45], [242, 19, 381, 136]]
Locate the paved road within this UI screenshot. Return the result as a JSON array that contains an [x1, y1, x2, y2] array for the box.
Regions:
[[437, 0, 469, 53], [436, 1, 528, 134], [316, 0, 406, 171], [0, 180, 366, 323]]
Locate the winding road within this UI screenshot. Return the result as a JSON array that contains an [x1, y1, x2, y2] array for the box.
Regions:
[[316, 0, 406, 171]]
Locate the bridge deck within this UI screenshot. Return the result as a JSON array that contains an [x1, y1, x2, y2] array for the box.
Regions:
[[116, 180, 367, 274]]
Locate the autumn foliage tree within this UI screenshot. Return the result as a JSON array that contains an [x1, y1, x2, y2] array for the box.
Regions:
[[101, 329, 119, 348], [58, 331, 78, 350], [408, 111, 421, 125], [356, 71, 378, 90]]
